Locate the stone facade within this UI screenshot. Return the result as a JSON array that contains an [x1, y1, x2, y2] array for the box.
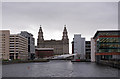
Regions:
[[35, 48, 54, 58], [37, 26, 69, 55]]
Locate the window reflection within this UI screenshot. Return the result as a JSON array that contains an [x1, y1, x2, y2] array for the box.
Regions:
[[97, 37, 120, 53]]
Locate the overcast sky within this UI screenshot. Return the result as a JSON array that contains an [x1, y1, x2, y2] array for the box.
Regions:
[[2, 2, 118, 53]]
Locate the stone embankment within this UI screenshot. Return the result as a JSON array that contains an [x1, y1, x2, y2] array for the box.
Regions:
[[2, 59, 49, 65]]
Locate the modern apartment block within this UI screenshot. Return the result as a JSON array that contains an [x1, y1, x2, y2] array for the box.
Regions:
[[93, 30, 120, 62], [0, 30, 10, 60], [20, 31, 35, 60], [72, 34, 85, 59], [9, 34, 28, 60], [85, 41, 91, 60]]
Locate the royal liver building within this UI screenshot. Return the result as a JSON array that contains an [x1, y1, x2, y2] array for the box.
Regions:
[[37, 25, 69, 55]]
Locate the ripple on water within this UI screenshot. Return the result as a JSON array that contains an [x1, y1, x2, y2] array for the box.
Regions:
[[2, 60, 119, 77]]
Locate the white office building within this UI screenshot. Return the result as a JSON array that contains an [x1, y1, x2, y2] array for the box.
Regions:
[[73, 34, 85, 59]]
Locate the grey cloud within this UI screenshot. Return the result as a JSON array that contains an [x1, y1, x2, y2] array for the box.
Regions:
[[2, 2, 118, 52]]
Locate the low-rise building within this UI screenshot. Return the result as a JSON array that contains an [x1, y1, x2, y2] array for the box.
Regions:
[[35, 48, 54, 58], [0, 30, 10, 60], [93, 30, 120, 62], [9, 34, 28, 60]]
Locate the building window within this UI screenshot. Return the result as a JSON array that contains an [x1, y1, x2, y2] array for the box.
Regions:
[[10, 50, 14, 52]]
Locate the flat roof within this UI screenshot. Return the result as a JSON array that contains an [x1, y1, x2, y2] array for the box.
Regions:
[[93, 30, 120, 39]]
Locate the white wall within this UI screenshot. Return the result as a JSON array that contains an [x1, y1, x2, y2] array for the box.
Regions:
[[91, 38, 95, 62], [81, 38, 85, 59]]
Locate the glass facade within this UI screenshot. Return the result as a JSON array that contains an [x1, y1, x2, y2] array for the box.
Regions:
[[94, 31, 120, 61], [97, 37, 120, 53]]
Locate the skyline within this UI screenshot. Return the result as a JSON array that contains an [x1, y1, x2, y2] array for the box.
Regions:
[[2, 2, 118, 53]]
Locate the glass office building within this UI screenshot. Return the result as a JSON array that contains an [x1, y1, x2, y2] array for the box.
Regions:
[[93, 30, 120, 61]]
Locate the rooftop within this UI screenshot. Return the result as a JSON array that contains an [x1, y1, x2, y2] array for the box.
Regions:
[[93, 30, 120, 39]]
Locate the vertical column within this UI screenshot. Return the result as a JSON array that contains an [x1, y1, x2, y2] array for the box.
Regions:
[[91, 38, 95, 62]]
